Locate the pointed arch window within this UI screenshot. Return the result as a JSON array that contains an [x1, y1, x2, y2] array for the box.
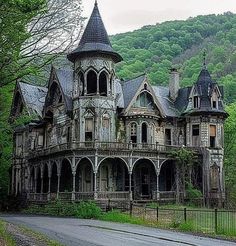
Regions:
[[141, 122, 148, 143], [193, 96, 199, 108], [135, 92, 155, 109], [99, 71, 108, 96], [87, 70, 97, 95]]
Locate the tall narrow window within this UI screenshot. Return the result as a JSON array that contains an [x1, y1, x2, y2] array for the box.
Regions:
[[210, 125, 216, 148], [99, 72, 107, 96], [192, 125, 200, 146], [87, 70, 97, 95], [212, 92, 218, 109], [102, 115, 110, 142], [193, 96, 199, 108], [85, 118, 94, 141], [142, 123, 148, 143], [130, 123, 137, 144], [165, 129, 171, 145]]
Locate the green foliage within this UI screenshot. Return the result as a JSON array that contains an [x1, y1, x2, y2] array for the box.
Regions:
[[24, 201, 102, 219], [186, 182, 202, 199], [0, 0, 46, 86], [0, 220, 15, 246], [75, 201, 102, 219], [111, 12, 236, 103], [224, 104, 236, 206]]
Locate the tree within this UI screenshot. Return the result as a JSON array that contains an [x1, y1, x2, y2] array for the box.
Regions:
[[169, 148, 198, 203], [0, 0, 84, 87]]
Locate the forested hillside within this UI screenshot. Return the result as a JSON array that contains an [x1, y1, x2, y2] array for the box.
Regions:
[[1, 11, 236, 204], [112, 12, 236, 104]]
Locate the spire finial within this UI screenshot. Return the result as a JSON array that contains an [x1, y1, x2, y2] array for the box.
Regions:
[[203, 50, 207, 69], [95, 0, 98, 6]]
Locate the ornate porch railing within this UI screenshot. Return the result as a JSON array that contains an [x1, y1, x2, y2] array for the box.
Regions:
[[75, 192, 94, 201], [58, 192, 73, 201], [97, 191, 130, 200], [28, 141, 201, 158]]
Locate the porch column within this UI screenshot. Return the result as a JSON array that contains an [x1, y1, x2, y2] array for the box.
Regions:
[[48, 177, 51, 201], [19, 169, 22, 194], [156, 173, 160, 200], [129, 171, 132, 201], [94, 171, 98, 199], [57, 174, 61, 199], [15, 169, 18, 196], [72, 171, 76, 201], [11, 167, 14, 195], [41, 175, 44, 194]]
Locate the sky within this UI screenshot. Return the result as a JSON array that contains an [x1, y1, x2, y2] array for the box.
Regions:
[[82, 0, 236, 35]]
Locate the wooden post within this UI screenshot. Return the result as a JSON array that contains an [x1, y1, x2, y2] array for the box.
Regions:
[[94, 172, 98, 200], [184, 208, 187, 222], [130, 200, 133, 217], [129, 172, 132, 201], [215, 208, 218, 234], [156, 205, 159, 222], [57, 174, 60, 199], [72, 172, 76, 201]]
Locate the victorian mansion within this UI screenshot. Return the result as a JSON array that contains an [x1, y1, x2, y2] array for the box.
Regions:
[[10, 2, 228, 205]]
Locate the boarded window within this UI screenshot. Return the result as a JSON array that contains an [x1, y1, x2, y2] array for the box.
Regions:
[[85, 118, 93, 141], [210, 125, 216, 148], [102, 116, 110, 141], [210, 164, 219, 191], [192, 125, 200, 146], [38, 134, 44, 147]]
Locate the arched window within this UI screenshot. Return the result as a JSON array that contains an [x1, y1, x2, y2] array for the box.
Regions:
[[78, 72, 85, 96], [48, 82, 62, 107], [142, 122, 148, 143], [135, 92, 155, 109], [99, 71, 108, 96], [130, 123, 137, 143], [87, 70, 97, 95]]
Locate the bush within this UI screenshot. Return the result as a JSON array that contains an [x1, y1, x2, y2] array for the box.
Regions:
[[186, 183, 202, 199], [75, 202, 102, 219]]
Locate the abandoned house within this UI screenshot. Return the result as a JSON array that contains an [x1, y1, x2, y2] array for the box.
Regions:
[[10, 2, 228, 206]]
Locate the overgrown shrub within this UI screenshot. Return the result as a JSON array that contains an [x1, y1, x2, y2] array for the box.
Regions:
[[186, 182, 202, 199], [75, 202, 102, 219]]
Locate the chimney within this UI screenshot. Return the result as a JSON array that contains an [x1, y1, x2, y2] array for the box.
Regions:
[[169, 68, 180, 101]]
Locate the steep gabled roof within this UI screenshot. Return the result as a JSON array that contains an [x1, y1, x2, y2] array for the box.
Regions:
[[122, 74, 146, 109], [152, 86, 179, 117], [55, 68, 74, 111], [13, 82, 47, 118], [67, 2, 122, 63]]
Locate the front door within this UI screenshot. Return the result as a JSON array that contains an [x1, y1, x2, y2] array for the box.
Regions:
[[141, 167, 150, 197]]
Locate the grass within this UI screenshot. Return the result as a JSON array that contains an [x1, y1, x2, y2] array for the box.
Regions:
[[0, 219, 15, 246], [23, 202, 236, 240], [18, 225, 63, 246]]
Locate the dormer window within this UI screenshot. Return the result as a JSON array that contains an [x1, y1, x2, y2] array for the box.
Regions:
[[193, 96, 199, 108], [211, 91, 218, 109]]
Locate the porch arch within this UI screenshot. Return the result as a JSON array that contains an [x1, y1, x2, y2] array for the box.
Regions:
[[75, 158, 94, 192], [60, 159, 73, 192], [159, 159, 176, 192], [132, 158, 157, 200], [98, 158, 129, 192]]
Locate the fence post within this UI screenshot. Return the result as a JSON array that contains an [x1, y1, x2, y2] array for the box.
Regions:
[[129, 201, 133, 217], [184, 208, 187, 222], [156, 206, 159, 222], [215, 208, 218, 234]]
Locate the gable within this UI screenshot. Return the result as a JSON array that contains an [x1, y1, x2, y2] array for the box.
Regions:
[[10, 82, 47, 121]]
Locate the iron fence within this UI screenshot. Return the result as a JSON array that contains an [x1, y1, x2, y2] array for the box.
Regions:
[[130, 204, 236, 236]]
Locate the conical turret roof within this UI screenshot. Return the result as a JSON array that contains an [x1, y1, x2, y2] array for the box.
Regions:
[[67, 2, 122, 63]]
